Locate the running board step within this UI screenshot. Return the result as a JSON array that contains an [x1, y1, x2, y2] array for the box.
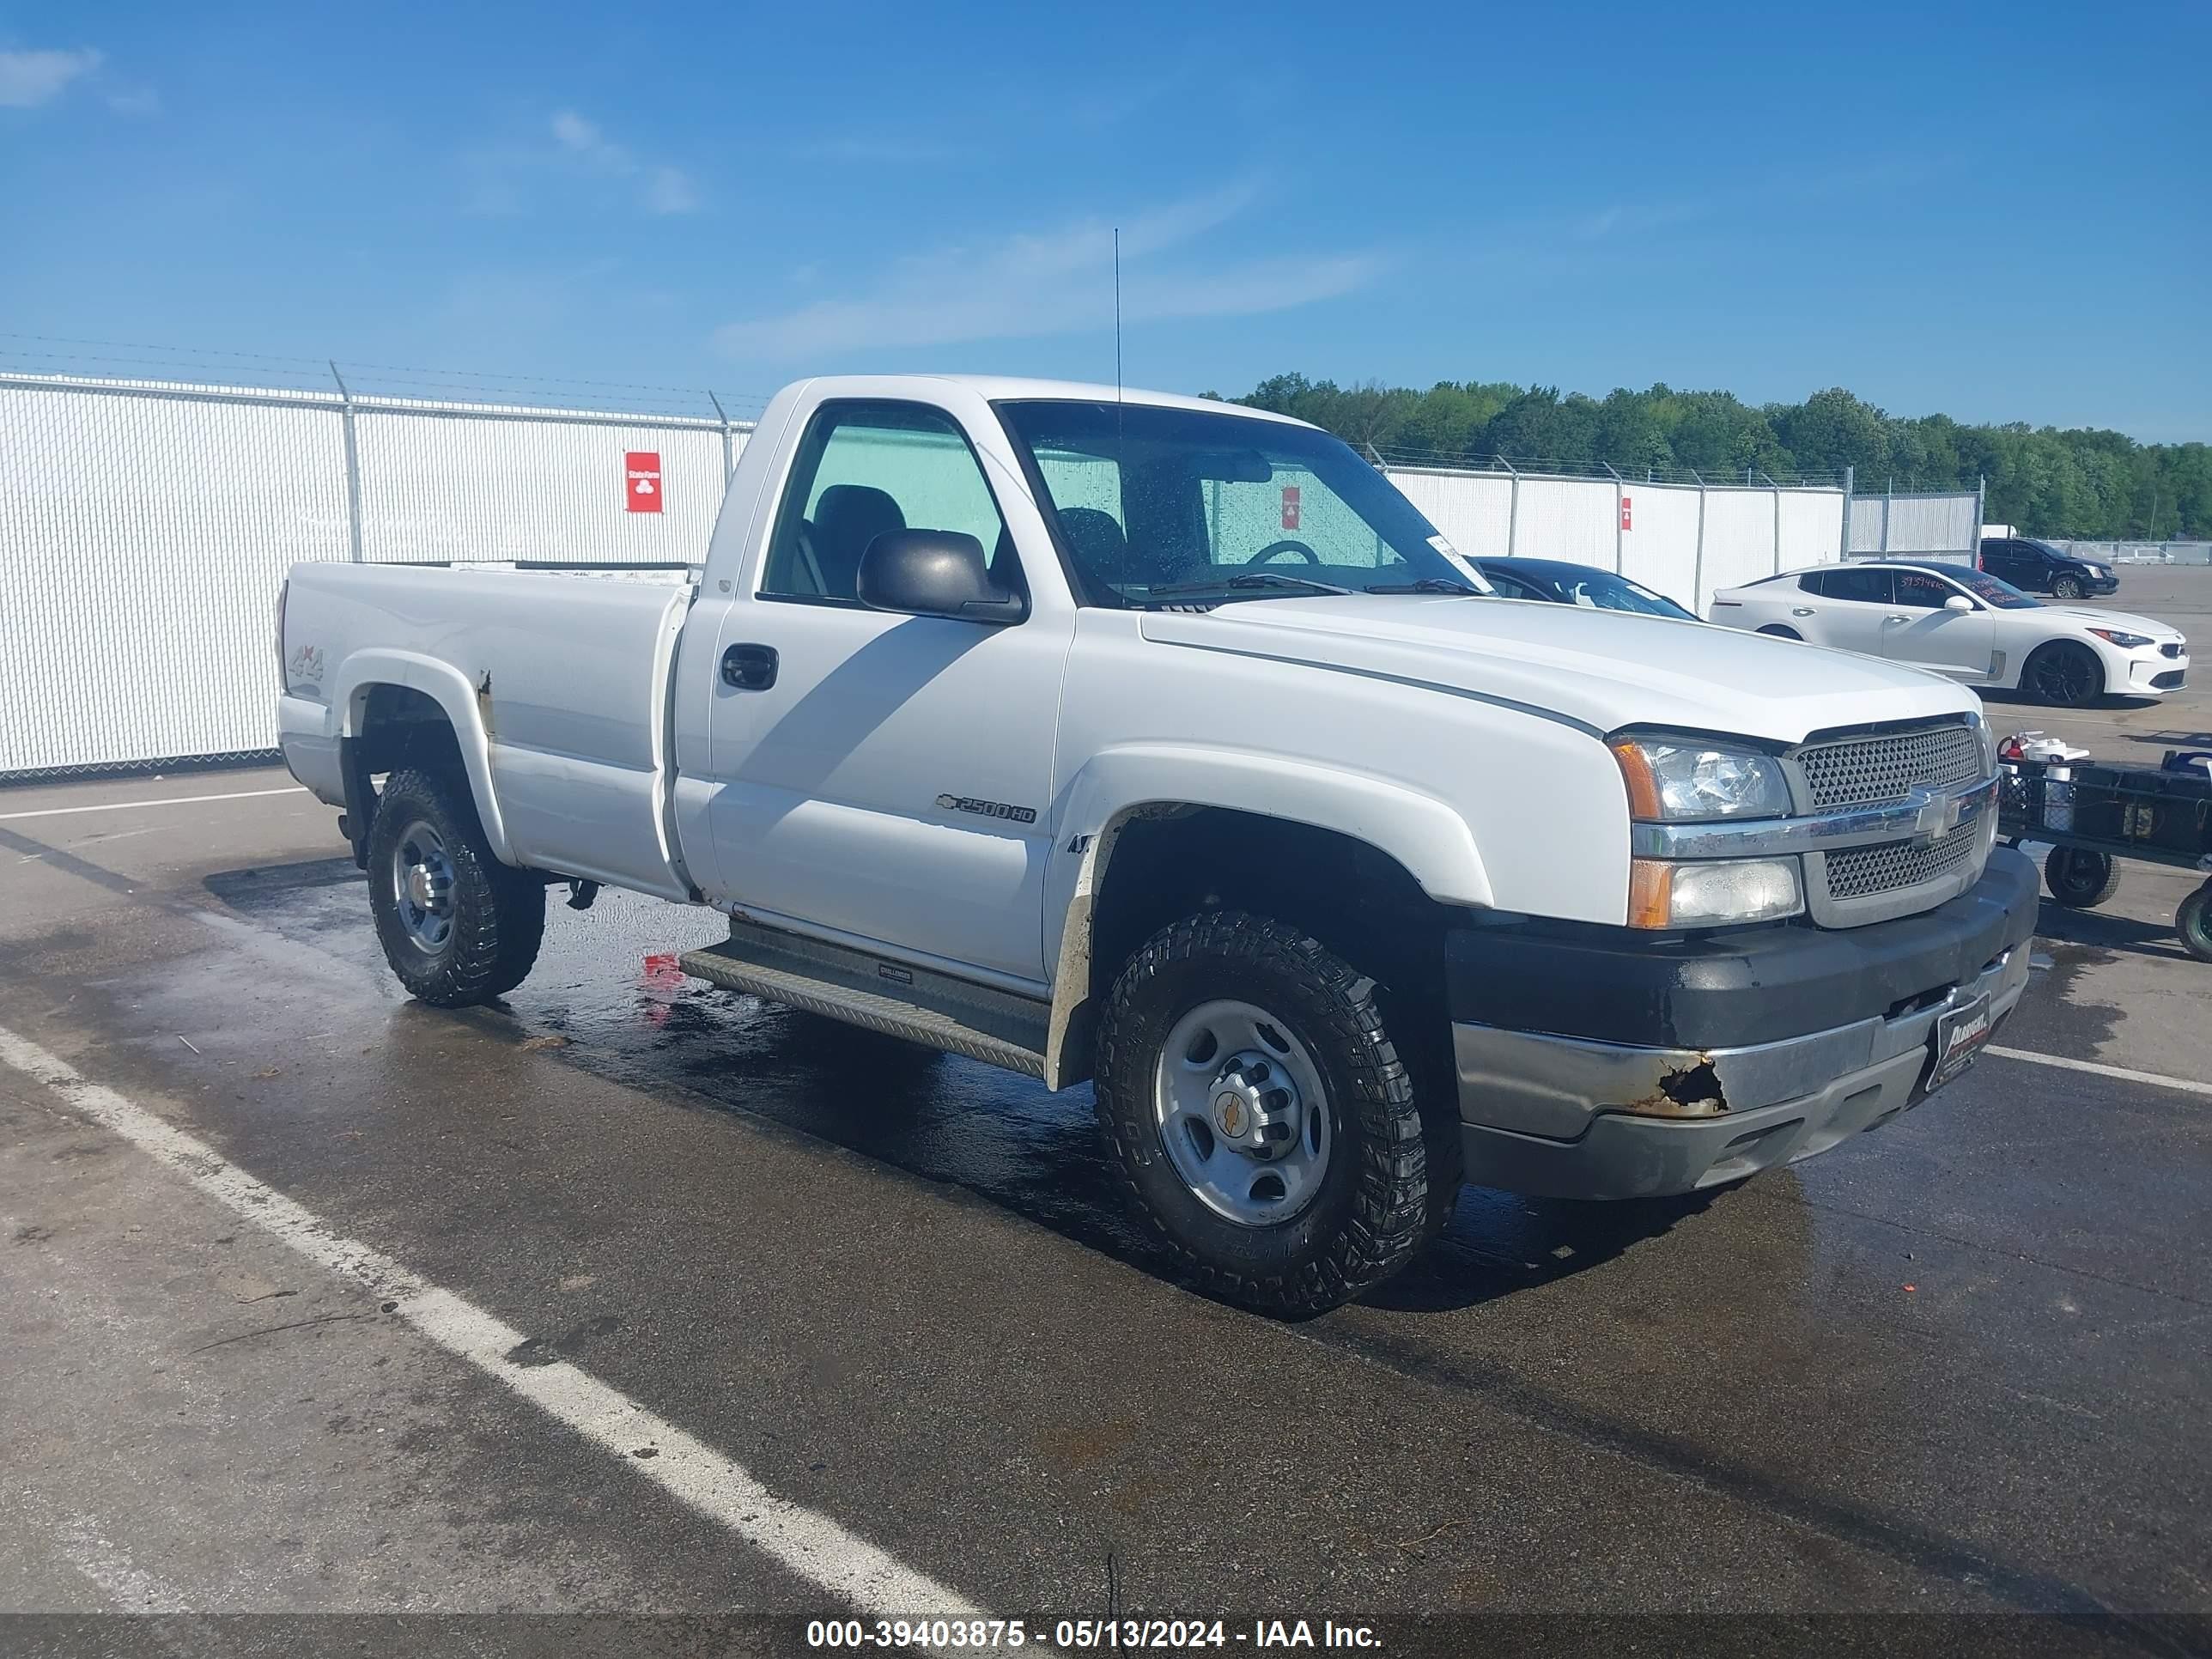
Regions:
[[679, 918, 1050, 1079]]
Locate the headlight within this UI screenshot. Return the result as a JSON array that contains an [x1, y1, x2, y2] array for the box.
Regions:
[[2087, 628, 2153, 649], [1610, 735, 1793, 821], [1629, 858, 1803, 928]]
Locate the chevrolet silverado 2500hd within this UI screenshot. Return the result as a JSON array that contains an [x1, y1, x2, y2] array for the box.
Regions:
[[276, 374, 2038, 1314]]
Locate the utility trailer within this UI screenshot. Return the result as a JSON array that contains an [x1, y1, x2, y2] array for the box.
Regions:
[[1999, 740, 2212, 962]]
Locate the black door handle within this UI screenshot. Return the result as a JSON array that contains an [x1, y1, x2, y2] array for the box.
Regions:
[[721, 643, 778, 691]]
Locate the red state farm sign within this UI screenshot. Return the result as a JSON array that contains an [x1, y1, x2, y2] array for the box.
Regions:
[[1280, 484, 1301, 531], [626, 451, 663, 513], [1620, 495, 1633, 532]]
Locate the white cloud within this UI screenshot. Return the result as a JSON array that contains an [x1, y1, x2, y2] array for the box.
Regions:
[[0, 46, 103, 109], [1574, 200, 1710, 241], [105, 84, 161, 117], [550, 110, 602, 153], [714, 186, 1382, 358], [465, 111, 700, 215], [789, 133, 971, 165], [643, 166, 697, 216]]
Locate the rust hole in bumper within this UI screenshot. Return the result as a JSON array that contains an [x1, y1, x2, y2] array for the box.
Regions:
[[1619, 1057, 1729, 1118]]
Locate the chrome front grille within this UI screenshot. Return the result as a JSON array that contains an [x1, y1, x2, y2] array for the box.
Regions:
[[1822, 821, 1982, 901], [1794, 718, 1991, 924], [1798, 721, 1981, 811]]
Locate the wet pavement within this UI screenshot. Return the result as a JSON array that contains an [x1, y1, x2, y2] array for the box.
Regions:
[[3, 581, 2211, 1650]]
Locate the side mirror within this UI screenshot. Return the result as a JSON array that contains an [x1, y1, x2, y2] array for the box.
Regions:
[[856, 531, 1027, 626], [1943, 594, 1975, 613]]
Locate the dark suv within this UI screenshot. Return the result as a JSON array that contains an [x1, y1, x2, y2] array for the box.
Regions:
[[1978, 538, 2118, 599]]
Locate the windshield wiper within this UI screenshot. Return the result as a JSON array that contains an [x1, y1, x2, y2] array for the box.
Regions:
[[1145, 571, 1353, 600], [1362, 577, 1486, 595]]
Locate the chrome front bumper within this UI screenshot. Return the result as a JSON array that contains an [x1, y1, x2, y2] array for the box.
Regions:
[[1450, 942, 2032, 1200]]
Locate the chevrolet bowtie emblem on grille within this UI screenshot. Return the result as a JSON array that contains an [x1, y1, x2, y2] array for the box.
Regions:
[[1915, 785, 1984, 841]]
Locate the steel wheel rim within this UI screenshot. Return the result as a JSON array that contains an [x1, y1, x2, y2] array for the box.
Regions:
[[1152, 998, 1332, 1228], [2035, 648, 2094, 703], [389, 819, 457, 955]]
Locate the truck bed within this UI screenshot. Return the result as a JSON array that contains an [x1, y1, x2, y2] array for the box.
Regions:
[[280, 562, 696, 901]]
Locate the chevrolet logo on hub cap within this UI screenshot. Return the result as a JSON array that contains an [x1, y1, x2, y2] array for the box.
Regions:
[[1214, 1093, 1248, 1136]]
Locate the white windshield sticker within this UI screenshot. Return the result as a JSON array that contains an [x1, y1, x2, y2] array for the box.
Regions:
[[1427, 533, 1488, 587]]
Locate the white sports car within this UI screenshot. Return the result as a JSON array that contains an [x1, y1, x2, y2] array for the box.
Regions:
[[1708, 559, 2190, 707]]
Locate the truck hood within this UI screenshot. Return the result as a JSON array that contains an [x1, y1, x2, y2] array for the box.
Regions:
[[1139, 596, 1981, 744]]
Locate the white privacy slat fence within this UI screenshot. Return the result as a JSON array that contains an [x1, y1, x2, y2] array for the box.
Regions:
[[0, 371, 1981, 781], [0, 374, 745, 778]]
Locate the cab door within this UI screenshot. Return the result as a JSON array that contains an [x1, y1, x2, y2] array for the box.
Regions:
[[1880, 568, 1996, 682], [691, 398, 1073, 986]]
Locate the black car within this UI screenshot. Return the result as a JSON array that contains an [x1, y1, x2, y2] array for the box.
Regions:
[[1470, 556, 1701, 621], [1978, 537, 2118, 599]]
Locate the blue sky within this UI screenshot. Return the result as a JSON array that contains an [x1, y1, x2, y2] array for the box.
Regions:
[[3, 1, 2206, 437]]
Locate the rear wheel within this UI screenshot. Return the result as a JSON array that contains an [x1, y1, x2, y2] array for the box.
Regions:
[[2051, 574, 2083, 600], [2024, 641, 2103, 707], [2178, 884, 2212, 964], [1757, 624, 1803, 641], [368, 768, 545, 1006], [2043, 846, 2120, 908], [1093, 911, 1437, 1317]]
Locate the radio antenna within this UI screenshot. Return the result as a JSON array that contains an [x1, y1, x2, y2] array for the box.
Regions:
[[1114, 226, 1127, 595], [1113, 227, 1123, 404]]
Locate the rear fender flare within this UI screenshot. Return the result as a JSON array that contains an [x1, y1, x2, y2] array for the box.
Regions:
[[333, 648, 514, 865]]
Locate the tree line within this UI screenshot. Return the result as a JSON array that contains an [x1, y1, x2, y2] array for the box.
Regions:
[[1216, 375, 2209, 541]]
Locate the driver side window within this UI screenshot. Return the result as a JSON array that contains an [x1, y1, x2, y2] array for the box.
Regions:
[[762, 402, 1011, 605]]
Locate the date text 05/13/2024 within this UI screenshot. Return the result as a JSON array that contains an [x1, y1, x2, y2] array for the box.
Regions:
[[805, 1617, 1382, 1649]]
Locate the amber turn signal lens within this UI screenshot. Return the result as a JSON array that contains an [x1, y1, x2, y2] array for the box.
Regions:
[[1627, 860, 1675, 929], [1610, 738, 1663, 820]]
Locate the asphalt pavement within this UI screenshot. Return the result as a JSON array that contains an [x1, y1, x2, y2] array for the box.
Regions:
[[3, 569, 2209, 1656]]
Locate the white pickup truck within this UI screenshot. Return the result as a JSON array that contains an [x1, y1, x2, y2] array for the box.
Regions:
[[276, 374, 2038, 1314]]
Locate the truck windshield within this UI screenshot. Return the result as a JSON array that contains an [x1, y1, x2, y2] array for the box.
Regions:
[[994, 399, 1490, 606]]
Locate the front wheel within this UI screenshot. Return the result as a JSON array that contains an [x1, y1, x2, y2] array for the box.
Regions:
[[2025, 641, 2104, 707], [1092, 912, 1437, 1317], [368, 768, 546, 1006], [2051, 575, 2083, 600]]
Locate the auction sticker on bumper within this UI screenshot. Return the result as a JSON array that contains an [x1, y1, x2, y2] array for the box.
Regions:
[[1929, 994, 1994, 1089]]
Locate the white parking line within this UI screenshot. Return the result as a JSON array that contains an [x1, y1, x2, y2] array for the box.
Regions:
[[1989, 1045, 2212, 1099], [0, 1023, 987, 1622], [0, 786, 308, 823]]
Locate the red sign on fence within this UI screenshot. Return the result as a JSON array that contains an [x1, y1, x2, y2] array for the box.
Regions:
[[1620, 495, 1633, 532], [626, 451, 663, 513], [1281, 484, 1301, 531]]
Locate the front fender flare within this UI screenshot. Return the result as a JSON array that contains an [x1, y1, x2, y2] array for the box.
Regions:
[[1036, 744, 1491, 1087]]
